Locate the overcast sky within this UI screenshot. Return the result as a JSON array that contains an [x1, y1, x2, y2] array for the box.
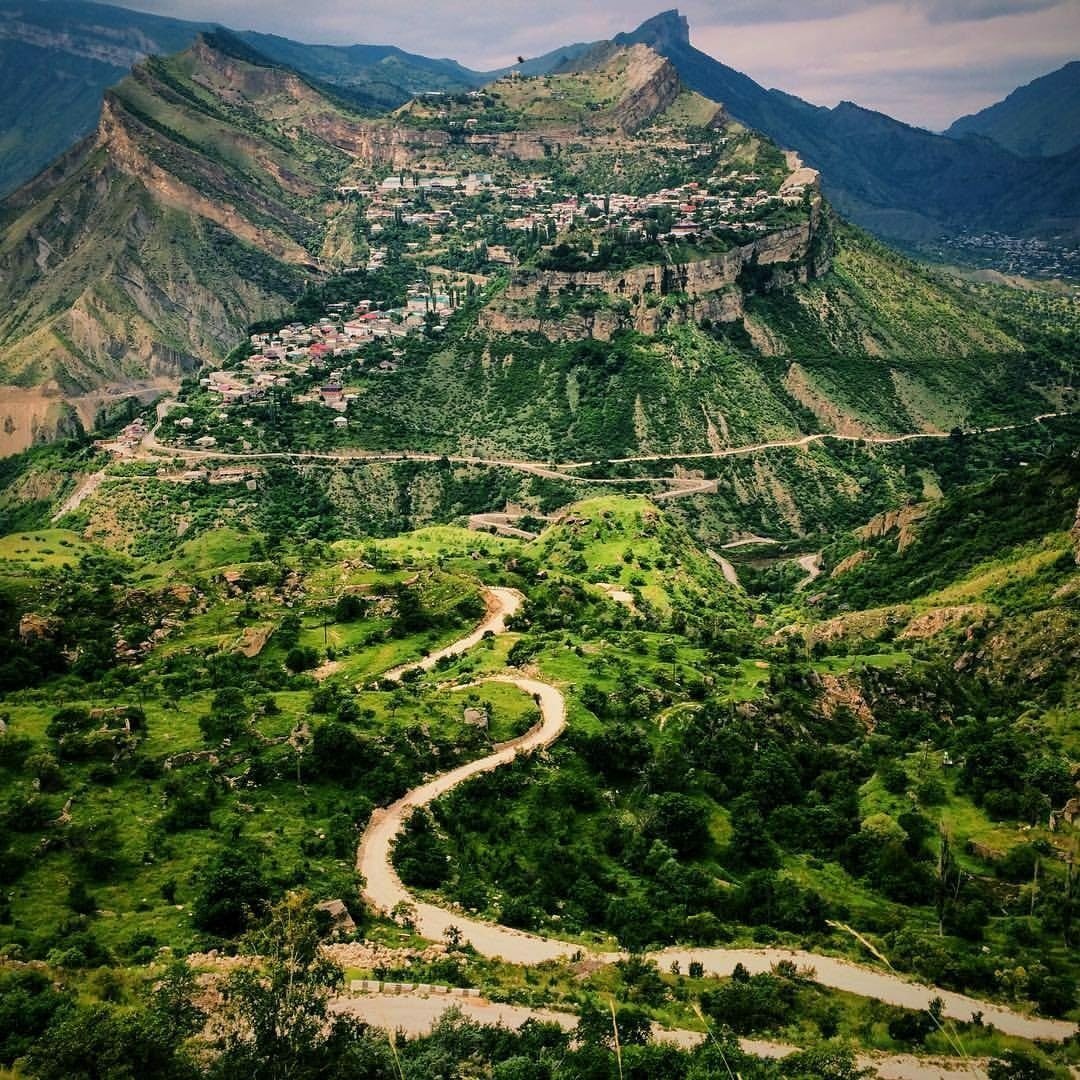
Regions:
[[112, 0, 1080, 130]]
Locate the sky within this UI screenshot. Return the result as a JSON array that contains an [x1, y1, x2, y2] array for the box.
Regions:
[[111, 0, 1080, 130]]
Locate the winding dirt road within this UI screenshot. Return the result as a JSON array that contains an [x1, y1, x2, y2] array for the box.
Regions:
[[134, 409, 1073, 495], [356, 589, 1079, 1044], [380, 586, 524, 683]]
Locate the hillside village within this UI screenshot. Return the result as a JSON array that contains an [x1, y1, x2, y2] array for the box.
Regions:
[[140, 147, 820, 454], [337, 158, 817, 272]]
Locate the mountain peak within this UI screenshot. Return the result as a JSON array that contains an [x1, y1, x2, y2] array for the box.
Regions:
[[621, 9, 691, 51]]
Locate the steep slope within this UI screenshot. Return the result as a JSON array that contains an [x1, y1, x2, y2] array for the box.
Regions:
[[612, 11, 1080, 252], [0, 31, 371, 453], [811, 452, 1080, 743], [947, 61, 1080, 160], [0, 0, 489, 197]]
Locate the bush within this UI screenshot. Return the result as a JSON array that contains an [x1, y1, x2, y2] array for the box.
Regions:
[[192, 845, 270, 937], [701, 972, 794, 1034], [285, 646, 319, 674]]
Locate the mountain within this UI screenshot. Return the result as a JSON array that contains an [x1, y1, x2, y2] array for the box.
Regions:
[[947, 61, 1080, 159], [611, 11, 1080, 254], [0, 0, 488, 196], [0, 30, 373, 452], [234, 32, 483, 110], [5, 4, 1078, 274], [3, 29, 1076, 458], [0, 0, 212, 196]]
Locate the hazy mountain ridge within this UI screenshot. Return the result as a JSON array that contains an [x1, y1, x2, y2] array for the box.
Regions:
[[0, 0, 486, 195], [947, 61, 1080, 159]]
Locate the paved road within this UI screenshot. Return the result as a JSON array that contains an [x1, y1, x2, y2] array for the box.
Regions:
[[330, 994, 992, 1078], [355, 588, 1079, 1044]]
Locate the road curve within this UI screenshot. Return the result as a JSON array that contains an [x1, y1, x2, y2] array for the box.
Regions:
[[380, 586, 524, 683], [355, 590, 1078, 1043], [357, 671, 573, 963]]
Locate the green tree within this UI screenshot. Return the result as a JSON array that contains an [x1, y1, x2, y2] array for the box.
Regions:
[[987, 1050, 1055, 1080], [25, 1002, 197, 1080], [193, 843, 271, 937], [211, 891, 393, 1079]]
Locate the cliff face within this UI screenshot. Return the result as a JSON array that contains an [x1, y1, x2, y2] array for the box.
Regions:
[[609, 47, 683, 133], [856, 502, 931, 552], [336, 124, 590, 167], [480, 204, 832, 342]]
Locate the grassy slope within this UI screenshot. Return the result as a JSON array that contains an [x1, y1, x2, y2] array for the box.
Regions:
[[0, 524, 514, 955]]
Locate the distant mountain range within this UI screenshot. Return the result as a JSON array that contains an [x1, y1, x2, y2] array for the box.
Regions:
[[0, 0, 486, 194], [0, 1, 1077, 267], [947, 60, 1080, 159]]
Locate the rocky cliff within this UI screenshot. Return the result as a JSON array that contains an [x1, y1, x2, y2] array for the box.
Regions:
[[0, 36, 349, 453], [608, 46, 684, 134], [480, 202, 831, 342]]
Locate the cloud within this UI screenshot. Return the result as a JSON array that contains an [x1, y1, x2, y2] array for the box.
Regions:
[[671, 0, 1067, 26], [689, 0, 1080, 127], [919, 0, 1063, 22]]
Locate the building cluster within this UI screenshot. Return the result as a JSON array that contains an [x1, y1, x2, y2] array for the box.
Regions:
[[335, 163, 810, 270], [192, 285, 456, 416], [524, 172, 811, 242], [934, 231, 1080, 280]]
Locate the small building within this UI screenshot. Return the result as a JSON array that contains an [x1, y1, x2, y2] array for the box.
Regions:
[[332, 415, 349, 428], [177, 417, 194, 430]]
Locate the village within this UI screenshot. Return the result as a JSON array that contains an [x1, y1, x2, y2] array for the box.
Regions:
[[127, 156, 817, 456], [337, 159, 816, 269], [158, 284, 462, 444]]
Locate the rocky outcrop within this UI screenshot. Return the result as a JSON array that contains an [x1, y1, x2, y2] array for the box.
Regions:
[[99, 95, 313, 264], [325, 121, 450, 168], [830, 550, 872, 578], [609, 47, 683, 134], [856, 502, 930, 552], [480, 215, 829, 341]]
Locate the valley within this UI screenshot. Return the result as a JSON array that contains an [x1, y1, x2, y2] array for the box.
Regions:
[[0, 17, 1077, 1080]]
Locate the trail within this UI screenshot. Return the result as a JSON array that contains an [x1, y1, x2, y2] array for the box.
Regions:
[[795, 552, 822, 588], [707, 549, 741, 587], [467, 513, 540, 540], [564, 411, 1073, 470], [132, 409, 1074, 494], [379, 586, 523, 682], [355, 588, 1079, 1044]]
